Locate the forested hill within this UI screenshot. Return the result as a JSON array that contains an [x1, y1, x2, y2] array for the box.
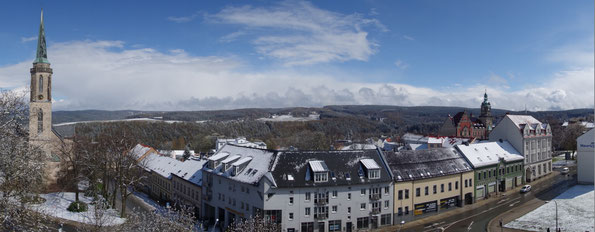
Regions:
[[52, 106, 592, 152], [53, 105, 593, 125]]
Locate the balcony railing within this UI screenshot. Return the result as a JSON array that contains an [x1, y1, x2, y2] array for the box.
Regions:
[[314, 213, 328, 220], [369, 194, 381, 201], [315, 198, 328, 205], [370, 208, 381, 215]]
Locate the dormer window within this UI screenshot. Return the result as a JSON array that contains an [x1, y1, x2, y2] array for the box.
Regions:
[[360, 158, 381, 179], [314, 172, 328, 182], [309, 160, 329, 183]]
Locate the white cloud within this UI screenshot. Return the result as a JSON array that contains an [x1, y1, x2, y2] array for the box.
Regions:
[[207, 1, 385, 66], [0, 40, 592, 111], [394, 60, 409, 70], [167, 12, 200, 23], [21, 36, 37, 43], [402, 35, 415, 41]]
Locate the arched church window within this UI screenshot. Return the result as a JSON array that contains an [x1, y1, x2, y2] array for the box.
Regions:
[[39, 76, 43, 93], [37, 110, 43, 134]]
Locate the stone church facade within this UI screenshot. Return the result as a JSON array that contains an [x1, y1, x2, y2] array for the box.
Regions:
[[28, 10, 65, 184], [438, 92, 494, 139]]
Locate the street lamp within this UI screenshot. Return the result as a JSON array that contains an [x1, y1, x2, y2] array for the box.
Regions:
[[397, 220, 405, 232], [545, 200, 558, 231]]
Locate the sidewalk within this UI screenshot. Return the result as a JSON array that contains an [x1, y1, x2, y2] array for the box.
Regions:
[[487, 172, 566, 232], [378, 172, 558, 232]]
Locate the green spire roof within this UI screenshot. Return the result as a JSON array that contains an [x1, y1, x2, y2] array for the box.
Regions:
[[34, 9, 49, 64]]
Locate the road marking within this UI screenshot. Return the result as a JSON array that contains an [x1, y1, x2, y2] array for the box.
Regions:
[[443, 196, 521, 230], [467, 221, 474, 231], [509, 200, 520, 207]]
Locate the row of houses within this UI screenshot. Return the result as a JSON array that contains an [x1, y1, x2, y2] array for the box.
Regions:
[[137, 114, 553, 232]]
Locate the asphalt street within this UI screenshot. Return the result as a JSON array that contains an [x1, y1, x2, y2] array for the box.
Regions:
[[403, 170, 577, 232]]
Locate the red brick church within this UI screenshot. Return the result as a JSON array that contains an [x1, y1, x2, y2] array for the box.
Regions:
[[438, 92, 493, 139]]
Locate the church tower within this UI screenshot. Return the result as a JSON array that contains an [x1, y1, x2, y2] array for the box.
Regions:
[[479, 90, 493, 131], [29, 9, 53, 144]]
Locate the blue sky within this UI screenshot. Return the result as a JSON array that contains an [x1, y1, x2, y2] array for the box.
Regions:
[[0, 0, 593, 111]]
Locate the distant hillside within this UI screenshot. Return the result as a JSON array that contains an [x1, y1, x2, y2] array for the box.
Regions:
[[53, 106, 593, 151], [53, 106, 593, 126]]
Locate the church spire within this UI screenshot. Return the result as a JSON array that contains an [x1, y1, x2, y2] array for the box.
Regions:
[[34, 9, 49, 64]]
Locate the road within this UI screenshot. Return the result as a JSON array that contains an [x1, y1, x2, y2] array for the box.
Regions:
[[404, 169, 577, 232]]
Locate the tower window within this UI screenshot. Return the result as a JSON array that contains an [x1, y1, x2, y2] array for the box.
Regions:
[[37, 110, 43, 134], [39, 76, 43, 94]]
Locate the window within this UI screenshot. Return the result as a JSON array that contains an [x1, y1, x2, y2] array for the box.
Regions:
[[332, 191, 337, 198], [464, 179, 468, 187], [424, 186, 429, 195], [332, 205, 337, 213], [416, 188, 420, 197], [37, 110, 43, 134], [441, 184, 444, 192], [347, 207, 351, 214], [397, 207, 402, 216], [246, 188, 250, 194], [361, 189, 366, 195], [448, 183, 452, 191], [302, 222, 314, 232], [347, 193, 351, 200], [329, 220, 341, 232], [484, 171, 487, 179], [289, 213, 294, 220], [288, 229, 295, 232], [405, 189, 409, 199], [381, 214, 391, 226], [398, 190, 403, 200], [38, 76, 43, 93], [455, 181, 459, 190], [433, 185, 437, 194], [289, 197, 293, 205], [305, 192, 311, 201], [385, 186, 389, 194], [314, 172, 329, 182], [357, 217, 369, 229], [384, 200, 389, 208], [305, 207, 311, 216], [405, 206, 409, 214], [469, 179, 472, 186], [368, 169, 380, 179], [360, 203, 366, 210]]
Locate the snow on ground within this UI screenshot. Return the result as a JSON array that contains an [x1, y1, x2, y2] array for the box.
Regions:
[[505, 185, 594, 232], [30, 192, 125, 226], [257, 114, 320, 122]]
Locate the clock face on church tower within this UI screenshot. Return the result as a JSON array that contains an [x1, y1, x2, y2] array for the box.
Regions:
[[38, 95, 43, 100]]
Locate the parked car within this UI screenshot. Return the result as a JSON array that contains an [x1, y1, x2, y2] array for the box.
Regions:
[[520, 185, 531, 193], [561, 167, 570, 174]]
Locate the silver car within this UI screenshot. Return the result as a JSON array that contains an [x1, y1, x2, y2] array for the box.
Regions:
[[520, 185, 531, 193]]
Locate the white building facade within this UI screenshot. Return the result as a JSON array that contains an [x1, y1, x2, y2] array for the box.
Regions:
[[215, 137, 267, 151], [202, 145, 394, 232], [489, 115, 553, 182], [577, 128, 594, 184]]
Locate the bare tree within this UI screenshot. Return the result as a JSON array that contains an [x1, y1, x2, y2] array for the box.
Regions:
[[116, 206, 197, 232], [227, 214, 281, 232], [0, 89, 49, 231]]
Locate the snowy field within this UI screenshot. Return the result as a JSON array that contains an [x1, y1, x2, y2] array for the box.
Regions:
[[505, 185, 594, 231], [257, 114, 320, 122], [29, 192, 125, 226]]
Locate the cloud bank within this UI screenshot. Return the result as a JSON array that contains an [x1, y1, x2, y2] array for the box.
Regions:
[[0, 40, 592, 111]]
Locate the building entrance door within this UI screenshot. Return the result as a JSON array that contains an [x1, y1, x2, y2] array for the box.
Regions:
[[346, 222, 352, 232]]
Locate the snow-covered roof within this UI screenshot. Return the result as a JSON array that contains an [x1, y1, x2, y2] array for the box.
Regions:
[[402, 133, 428, 144], [340, 143, 377, 150], [204, 144, 277, 185], [172, 158, 208, 186], [232, 157, 253, 166], [427, 137, 442, 144], [506, 115, 544, 129], [360, 158, 380, 169], [456, 141, 523, 168], [143, 153, 184, 179], [408, 143, 427, 150], [308, 160, 329, 172], [221, 154, 241, 164], [131, 144, 156, 160], [208, 152, 229, 161]]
